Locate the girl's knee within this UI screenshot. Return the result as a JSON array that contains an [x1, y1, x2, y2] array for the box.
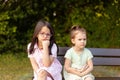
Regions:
[[38, 69, 47, 77]]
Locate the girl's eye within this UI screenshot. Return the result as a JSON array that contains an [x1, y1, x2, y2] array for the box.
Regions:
[[78, 39, 82, 41], [46, 33, 51, 36], [39, 32, 52, 37], [78, 38, 86, 41]]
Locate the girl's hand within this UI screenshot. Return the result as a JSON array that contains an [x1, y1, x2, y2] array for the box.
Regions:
[[75, 69, 84, 77], [80, 64, 89, 72], [78, 72, 85, 77], [42, 40, 50, 48]]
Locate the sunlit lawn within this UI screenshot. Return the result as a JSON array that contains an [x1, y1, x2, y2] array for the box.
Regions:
[[0, 53, 120, 80], [93, 66, 120, 77], [0, 53, 33, 80]]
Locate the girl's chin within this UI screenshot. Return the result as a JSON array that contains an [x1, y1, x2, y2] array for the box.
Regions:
[[79, 46, 85, 49]]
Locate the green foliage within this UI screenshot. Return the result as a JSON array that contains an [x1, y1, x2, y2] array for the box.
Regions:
[[57, 0, 120, 48], [0, 0, 120, 54]]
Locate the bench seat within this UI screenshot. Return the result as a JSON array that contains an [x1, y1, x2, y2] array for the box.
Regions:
[[58, 47, 120, 80]]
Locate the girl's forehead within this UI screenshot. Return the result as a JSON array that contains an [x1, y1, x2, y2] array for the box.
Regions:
[[74, 31, 86, 35], [40, 26, 50, 32], [75, 31, 86, 37], [77, 32, 86, 36], [71, 30, 86, 39]]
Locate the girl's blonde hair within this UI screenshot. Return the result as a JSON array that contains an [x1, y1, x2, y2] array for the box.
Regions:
[[70, 25, 86, 39]]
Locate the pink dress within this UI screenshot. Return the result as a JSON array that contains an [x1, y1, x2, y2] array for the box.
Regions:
[[27, 43, 62, 80]]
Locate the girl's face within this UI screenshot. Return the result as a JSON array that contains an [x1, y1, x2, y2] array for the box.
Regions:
[[71, 31, 87, 49], [37, 26, 51, 43]]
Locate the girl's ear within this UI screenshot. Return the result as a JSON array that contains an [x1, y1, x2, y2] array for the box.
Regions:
[[71, 38, 75, 44]]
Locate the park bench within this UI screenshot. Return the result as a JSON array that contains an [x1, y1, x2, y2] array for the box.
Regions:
[[57, 47, 120, 80]]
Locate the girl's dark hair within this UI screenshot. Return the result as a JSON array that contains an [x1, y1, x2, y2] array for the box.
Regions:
[[29, 20, 58, 55]]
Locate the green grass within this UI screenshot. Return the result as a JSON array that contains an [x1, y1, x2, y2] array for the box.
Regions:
[[0, 53, 33, 80], [93, 66, 120, 77], [0, 53, 120, 80]]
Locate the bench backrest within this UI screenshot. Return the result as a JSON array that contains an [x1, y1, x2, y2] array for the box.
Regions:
[[57, 47, 120, 66]]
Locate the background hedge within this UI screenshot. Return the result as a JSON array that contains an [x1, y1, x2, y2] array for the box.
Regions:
[[0, 0, 120, 54]]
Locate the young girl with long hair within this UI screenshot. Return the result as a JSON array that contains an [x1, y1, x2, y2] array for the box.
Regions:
[[27, 20, 62, 80]]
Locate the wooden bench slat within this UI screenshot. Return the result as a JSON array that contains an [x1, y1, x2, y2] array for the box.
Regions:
[[89, 48, 120, 57], [58, 56, 120, 66], [58, 47, 120, 57], [58, 47, 69, 55], [57, 56, 65, 65], [93, 57, 120, 66]]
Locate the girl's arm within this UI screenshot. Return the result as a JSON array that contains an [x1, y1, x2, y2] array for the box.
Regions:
[[64, 58, 81, 76], [42, 45, 54, 67], [42, 40, 54, 67], [79, 59, 93, 76], [29, 57, 40, 73]]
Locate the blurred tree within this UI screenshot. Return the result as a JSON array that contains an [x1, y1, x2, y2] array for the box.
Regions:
[[0, 0, 120, 54]]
